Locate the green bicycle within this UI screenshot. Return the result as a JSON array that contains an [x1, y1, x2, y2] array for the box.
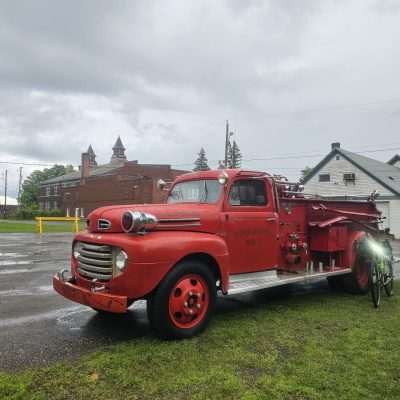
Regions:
[[368, 240, 394, 308]]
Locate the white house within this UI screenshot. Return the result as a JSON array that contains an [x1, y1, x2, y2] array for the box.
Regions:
[[303, 143, 400, 238]]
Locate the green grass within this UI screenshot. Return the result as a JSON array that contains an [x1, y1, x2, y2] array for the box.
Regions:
[[0, 220, 85, 233], [1, 288, 400, 399]]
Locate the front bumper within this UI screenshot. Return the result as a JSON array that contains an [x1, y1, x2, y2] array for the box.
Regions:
[[53, 273, 128, 313]]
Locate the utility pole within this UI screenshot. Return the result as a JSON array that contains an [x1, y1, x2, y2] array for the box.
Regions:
[[3, 169, 7, 218], [224, 120, 229, 167], [17, 166, 23, 206]]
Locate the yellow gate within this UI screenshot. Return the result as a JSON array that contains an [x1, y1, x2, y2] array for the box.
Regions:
[[35, 216, 81, 234]]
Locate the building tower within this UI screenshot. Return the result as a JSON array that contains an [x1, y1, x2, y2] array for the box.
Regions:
[[87, 145, 97, 167], [110, 136, 127, 163]]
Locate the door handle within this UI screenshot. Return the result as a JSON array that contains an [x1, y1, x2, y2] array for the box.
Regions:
[[266, 217, 276, 222]]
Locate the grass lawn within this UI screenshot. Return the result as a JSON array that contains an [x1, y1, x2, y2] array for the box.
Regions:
[[1, 287, 400, 400], [0, 220, 85, 233]]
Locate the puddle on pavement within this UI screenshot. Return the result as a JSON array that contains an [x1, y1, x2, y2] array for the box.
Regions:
[[0, 269, 30, 274], [0, 253, 26, 258], [0, 285, 54, 297], [0, 306, 86, 328], [0, 260, 30, 266]]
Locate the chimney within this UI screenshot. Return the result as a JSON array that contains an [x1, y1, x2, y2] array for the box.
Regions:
[[331, 142, 341, 150], [81, 152, 90, 181]]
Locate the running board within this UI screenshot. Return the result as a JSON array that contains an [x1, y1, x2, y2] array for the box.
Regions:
[[228, 268, 352, 295]]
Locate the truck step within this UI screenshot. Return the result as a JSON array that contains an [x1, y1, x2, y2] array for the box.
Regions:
[[228, 268, 352, 295]]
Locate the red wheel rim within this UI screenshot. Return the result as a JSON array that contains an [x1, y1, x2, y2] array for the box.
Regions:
[[168, 274, 210, 329]]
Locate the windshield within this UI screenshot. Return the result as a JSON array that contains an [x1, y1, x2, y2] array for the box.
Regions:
[[168, 179, 222, 204]]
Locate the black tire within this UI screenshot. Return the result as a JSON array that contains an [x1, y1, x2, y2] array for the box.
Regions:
[[384, 260, 394, 297], [342, 248, 370, 294], [147, 260, 217, 340], [369, 261, 381, 308]]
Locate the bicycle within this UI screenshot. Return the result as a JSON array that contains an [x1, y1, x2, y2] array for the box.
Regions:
[[369, 240, 394, 308]]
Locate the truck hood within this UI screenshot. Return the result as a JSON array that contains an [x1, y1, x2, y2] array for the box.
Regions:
[[87, 203, 221, 234]]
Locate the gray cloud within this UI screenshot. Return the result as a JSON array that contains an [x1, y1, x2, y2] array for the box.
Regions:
[[0, 0, 400, 198]]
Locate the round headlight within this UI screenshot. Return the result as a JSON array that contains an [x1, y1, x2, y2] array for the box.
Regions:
[[122, 211, 134, 232], [121, 211, 158, 233], [115, 250, 128, 272], [73, 242, 83, 259]]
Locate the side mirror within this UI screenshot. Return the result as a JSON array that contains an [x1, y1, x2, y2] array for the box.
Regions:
[[157, 179, 170, 191], [218, 170, 229, 185]]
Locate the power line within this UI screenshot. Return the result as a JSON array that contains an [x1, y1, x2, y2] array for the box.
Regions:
[[0, 144, 399, 169]]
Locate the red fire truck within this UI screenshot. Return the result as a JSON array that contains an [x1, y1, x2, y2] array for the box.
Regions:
[[53, 169, 393, 338]]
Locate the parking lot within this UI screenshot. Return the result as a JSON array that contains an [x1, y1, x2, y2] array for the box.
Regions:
[[1, 233, 399, 371]]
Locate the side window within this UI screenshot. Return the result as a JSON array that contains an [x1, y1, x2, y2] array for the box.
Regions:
[[229, 179, 267, 206]]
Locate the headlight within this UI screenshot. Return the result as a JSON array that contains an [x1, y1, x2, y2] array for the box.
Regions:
[[368, 240, 385, 257], [115, 249, 128, 273], [121, 211, 158, 233], [73, 242, 83, 259]]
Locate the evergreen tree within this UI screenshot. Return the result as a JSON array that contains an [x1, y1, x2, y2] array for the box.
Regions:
[[231, 141, 242, 168], [300, 166, 312, 183], [226, 142, 233, 168], [193, 148, 210, 171]]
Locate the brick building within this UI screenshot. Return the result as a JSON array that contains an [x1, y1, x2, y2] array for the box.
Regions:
[[39, 137, 187, 216]]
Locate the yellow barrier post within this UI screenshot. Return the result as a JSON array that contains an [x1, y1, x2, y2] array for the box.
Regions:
[[74, 216, 79, 233], [35, 217, 43, 234]]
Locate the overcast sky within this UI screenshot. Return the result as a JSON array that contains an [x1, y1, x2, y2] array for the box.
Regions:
[[1, 0, 400, 199]]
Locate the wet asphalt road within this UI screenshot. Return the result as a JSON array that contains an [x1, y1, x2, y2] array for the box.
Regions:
[[0, 233, 399, 372]]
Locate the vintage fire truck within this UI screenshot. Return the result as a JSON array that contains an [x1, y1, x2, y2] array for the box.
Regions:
[[53, 169, 392, 339]]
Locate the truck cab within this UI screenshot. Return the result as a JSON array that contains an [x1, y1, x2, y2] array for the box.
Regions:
[[54, 169, 387, 339]]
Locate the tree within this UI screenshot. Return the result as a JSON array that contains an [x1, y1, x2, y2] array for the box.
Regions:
[[20, 164, 74, 208], [300, 166, 312, 183], [193, 148, 210, 171], [231, 141, 242, 168], [226, 141, 233, 168]]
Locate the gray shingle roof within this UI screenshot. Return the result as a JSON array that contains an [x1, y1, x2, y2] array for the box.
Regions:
[[40, 163, 122, 185], [303, 147, 400, 196]]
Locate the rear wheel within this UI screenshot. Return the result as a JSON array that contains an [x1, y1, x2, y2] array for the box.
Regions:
[[342, 245, 370, 294], [147, 260, 217, 339], [383, 260, 394, 297], [369, 261, 381, 308]]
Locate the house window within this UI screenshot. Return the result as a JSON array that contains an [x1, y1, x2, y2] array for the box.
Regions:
[[343, 173, 356, 185], [45, 186, 51, 196], [54, 185, 59, 195], [319, 174, 330, 182]]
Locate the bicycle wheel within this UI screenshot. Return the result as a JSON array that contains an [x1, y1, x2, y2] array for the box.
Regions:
[[369, 261, 381, 308], [383, 260, 394, 297]]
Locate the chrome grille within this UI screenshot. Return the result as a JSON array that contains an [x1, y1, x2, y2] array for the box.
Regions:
[[97, 219, 111, 230], [77, 242, 113, 281]]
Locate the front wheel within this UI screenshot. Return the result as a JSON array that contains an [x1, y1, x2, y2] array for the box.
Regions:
[[369, 261, 381, 308], [383, 260, 394, 297], [147, 260, 217, 339]]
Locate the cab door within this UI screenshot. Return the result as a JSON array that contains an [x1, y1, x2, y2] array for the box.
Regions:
[[223, 178, 279, 274]]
